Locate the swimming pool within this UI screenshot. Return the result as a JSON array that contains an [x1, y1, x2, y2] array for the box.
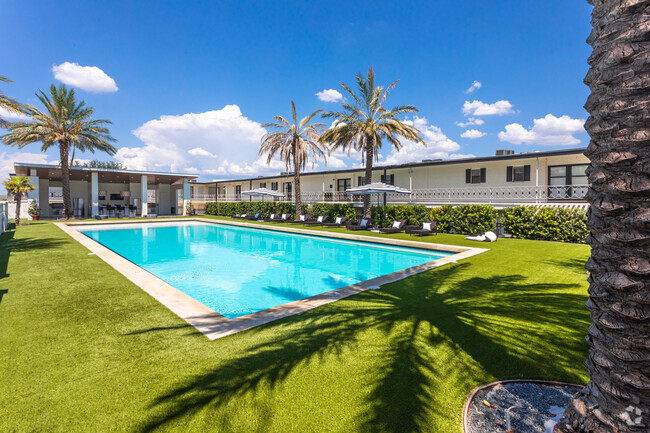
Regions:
[[75, 220, 454, 319]]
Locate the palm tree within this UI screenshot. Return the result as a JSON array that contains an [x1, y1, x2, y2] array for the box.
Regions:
[[2, 84, 116, 219], [320, 67, 424, 219], [0, 75, 22, 128], [554, 2, 650, 432], [259, 101, 327, 221], [4, 176, 35, 226]]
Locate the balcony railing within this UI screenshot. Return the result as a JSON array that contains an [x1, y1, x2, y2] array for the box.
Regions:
[[189, 185, 588, 205]]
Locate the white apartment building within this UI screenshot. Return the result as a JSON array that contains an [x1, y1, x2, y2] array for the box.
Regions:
[[189, 148, 590, 212]]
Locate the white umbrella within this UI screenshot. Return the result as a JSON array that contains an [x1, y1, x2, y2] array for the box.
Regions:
[[345, 182, 411, 195], [241, 187, 285, 201]]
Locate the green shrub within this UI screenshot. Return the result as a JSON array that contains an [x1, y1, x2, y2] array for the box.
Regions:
[[447, 205, 498, 235], [502, 206, 588, 243], [370, 204, 431, 228], [205, 202, 499, 235]]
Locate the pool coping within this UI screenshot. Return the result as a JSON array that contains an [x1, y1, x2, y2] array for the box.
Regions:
[[56, 218, 488, 340]]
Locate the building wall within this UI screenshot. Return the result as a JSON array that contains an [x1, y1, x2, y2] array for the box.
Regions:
[[209, 153, 590, 199]]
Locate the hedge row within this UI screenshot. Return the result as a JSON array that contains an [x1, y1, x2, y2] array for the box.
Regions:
[[203, 202, 498, 235], [428, 204, 498, 235], [203, 201, 302, 219], [502, 206, 588, 243]]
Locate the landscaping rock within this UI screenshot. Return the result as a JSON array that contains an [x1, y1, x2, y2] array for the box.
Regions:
[[466, 382, 582, 433]]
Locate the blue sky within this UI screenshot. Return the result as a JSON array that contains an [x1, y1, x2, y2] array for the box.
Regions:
[[1, 0, 593, 181]]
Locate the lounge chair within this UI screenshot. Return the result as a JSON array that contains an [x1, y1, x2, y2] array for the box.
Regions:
[[246, 212, 262, 220], [465, 231, 498, 242], [233, 212, 252, 219], [304, 215, 327, 225], [288, 214, 314, 224], [322, 216, 347, 227], [379, 219, 406, 234], [267, 213, 290, 222], [346, 218, 373, 231], [405, 221, 437, 236]]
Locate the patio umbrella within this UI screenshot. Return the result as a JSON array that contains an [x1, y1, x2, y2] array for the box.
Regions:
[[345, 182, 411, 207], [241, 187, 286, 201], [345, 182, 411, 195]]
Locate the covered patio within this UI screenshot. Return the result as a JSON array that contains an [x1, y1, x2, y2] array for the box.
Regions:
[[12, 163, 198, 218]]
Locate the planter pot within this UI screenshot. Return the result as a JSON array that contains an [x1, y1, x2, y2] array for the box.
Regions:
[[185, 212, 190, 216], [30, 215, 40, 221]]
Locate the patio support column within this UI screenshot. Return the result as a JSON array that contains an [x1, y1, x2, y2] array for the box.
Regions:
[[182, 178, 191, 215], [141, 175, 148, 217], [91, 172, 99, 217]]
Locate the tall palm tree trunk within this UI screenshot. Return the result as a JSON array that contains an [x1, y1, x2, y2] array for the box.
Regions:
[[59, 141, 73, 219], [14, 195, 21, 226], [363, 135, 375, 219], [555, 1, 650, 432], [294, 139, 302, 221]]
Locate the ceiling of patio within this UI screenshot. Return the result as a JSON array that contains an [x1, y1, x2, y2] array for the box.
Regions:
[[13, 164, 197, 185]]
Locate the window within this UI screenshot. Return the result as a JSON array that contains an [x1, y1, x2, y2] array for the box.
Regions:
[[208, 187, 216, 196], [357, 176, 366, 186], [235, 185, 242, 199], [380, 174, 394, 185], [466, 168, 486, 184], [190, 186, 195, 199], [506, 165, 531, 182], [271, 182, 278, 191], [259, 182, 266, 188], [283, 182, 292, 199], [548, 164, 588, 199], [337, 178, 351, 191], [147, 189, 157, 202]]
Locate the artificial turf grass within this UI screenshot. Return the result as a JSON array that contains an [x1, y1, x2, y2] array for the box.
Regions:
[[0, 220, 590, 432]]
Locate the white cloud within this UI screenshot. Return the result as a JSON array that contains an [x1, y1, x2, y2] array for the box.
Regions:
[[382, 117, 462, 165], [498, 114, 585, 146], [0, 151, 58, 184], [52, 62, 118, 93], [463, 100, 515, 116], [460, 129, 486, 139], [316, 88, 343, 103], [456, 117, 484, 128], [0, 107, 30, 122], [464, 80, 482, 94], [188, 147, 216, 158], [115, 105, 295, 178]]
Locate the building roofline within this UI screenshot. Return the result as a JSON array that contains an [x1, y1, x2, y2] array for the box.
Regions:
[[210, 147, 587, 184], [13, 162, 199, 178]]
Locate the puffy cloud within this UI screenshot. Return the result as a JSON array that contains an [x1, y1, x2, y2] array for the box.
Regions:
[[316, 88, 343, 103], [115, 105, 281, 177], [460, 129, 486, 139], [188, 147, 216, 158], [382, 117, 462, 165], [455, 117, 484, 128], [464, 80, 482, 94], [463, 100, 515, 116], [0, 150, 58, 184], [498, 114, 585, 146], [0, 107, 30, 122], [52, 62, 118, 93]]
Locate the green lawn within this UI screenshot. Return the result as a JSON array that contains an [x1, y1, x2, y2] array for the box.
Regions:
[[0, 218, 590, 432]]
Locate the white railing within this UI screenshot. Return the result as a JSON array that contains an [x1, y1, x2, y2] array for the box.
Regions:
[[191, 185, 588, 205]]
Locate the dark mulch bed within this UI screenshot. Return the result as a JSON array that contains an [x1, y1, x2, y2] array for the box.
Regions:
[[465, 381, 582, 433]]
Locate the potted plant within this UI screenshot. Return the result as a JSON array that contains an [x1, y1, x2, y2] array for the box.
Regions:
[[185, 201, 192, 216], [27, 201, 41, 220]]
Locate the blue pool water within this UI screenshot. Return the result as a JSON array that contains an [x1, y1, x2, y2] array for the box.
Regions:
[[76, 221, 452, 318]]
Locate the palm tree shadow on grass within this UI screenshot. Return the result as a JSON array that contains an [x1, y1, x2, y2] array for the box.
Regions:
[[135, 263, 589, 432], [0, 230, 66, 279]]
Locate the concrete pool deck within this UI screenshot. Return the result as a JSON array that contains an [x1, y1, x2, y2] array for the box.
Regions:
[[57, 218, 488, 340]]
